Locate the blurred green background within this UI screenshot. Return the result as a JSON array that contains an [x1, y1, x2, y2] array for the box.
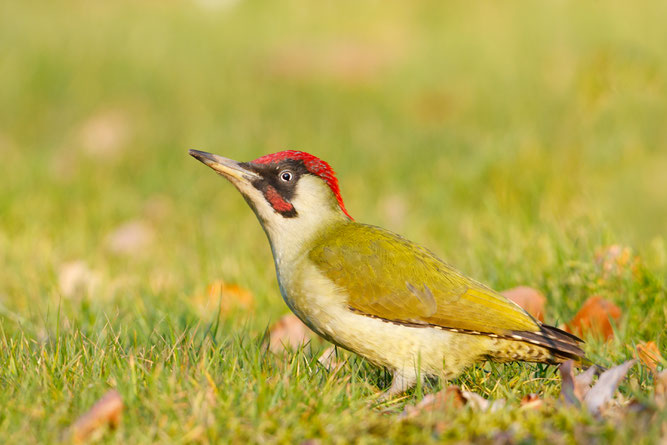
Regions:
[[1, 0, 666, 441], [2, 0, 666, 312]]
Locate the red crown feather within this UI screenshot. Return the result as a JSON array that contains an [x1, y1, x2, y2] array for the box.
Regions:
[[253, 151, 352, 220]]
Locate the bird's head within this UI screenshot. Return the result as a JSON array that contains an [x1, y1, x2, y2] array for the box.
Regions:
[[189, 149, 352, 255]]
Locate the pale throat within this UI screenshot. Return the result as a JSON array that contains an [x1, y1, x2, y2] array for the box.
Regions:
[[260, 176, 350, 277]]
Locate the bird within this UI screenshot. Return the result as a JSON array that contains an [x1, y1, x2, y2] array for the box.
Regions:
[[189, 149, 588, 397]]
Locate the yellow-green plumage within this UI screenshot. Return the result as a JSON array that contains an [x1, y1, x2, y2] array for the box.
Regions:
[[307, 221, 585, 366]]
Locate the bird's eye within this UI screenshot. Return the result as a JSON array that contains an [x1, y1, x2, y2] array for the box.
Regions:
[[280, 171, 293, 182]]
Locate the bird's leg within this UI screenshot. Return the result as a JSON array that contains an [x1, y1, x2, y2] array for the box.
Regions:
[[378, 370, 420, 401]]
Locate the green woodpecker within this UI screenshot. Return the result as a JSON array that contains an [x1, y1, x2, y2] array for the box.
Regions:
[[189, 149, 587, 396]]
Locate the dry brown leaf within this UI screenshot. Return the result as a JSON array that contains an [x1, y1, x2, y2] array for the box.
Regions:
[[560, 359, 636, 417], [193, 280, 254, 317], [70, 390, 123, 443], [401, 386, 505, 419], [461, 390, 506, 412], [560, 360, 598, 405], [565, 296, 621, 340], [574, 366, 599, 398], [560, 360, 581, 406], [105, 220, 154, 256], [635, 341, 664, 375], [520, 393, 543, 410], [501, 286, 546, 322], [268, 314, 312, 354], [583, 360, 635, 416], [400, 386, 466, 419]]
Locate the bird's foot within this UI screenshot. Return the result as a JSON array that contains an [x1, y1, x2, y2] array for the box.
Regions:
[[376, 371, 420, 403]]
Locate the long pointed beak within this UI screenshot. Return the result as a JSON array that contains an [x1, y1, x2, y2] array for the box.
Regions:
[[189, 149, 260, 182]]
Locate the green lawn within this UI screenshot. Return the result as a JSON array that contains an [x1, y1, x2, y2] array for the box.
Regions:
[[1, 0, 666, 442]]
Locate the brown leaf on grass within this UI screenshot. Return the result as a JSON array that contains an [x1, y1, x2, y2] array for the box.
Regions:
[[268, 314, 312, 354], [501, 286, 546, 322], [70, 390, 123, 443], [400, 386, 466, 419], [565, 296, 621, 340], [460, 390, 506, 412], [560, 359, 635, 416], [105, 220, 154, 256], [559, 360, 582, 406], [635, 342, 664, 375], [574, 366, 599, 395], [560, 360, 600, 406], [401, 386, 505, 419], [583, 360, 636, 416], [193, 280, 254, 317], [520, 393, 543, 410]]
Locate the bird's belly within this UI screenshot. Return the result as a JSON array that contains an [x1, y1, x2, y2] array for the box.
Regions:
[[277, 262, 489, 378]]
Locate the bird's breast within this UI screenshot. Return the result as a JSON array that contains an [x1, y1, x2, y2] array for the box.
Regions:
[[274, 257, 348, 342], [272, 259, 488, 376]]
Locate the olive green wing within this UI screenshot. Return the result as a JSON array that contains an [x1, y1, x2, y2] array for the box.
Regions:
[[309, 223, 540, 335]]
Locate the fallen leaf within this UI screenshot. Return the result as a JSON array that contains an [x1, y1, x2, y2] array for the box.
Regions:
[[193, 280, 254, 317], [105, 220, 154, 256], [560, 360, 581, 406], [583, 360, 636, 416], [401, 386, 505, 419], [520, 393, 543, 410], [58, 261, 100, 298], [268, 314, 312, 354], [460, 391, 506, 412], [400, 386, 466, 419], [566, 296, 622, 340], [635, 342, 664, 375], [560, 360, 601, 406], [70, 390, 123, 443], [501, 286, 546, 322], [574, 365, 599, 398]]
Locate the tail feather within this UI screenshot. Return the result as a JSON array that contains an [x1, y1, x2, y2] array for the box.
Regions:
[[509, 324, 587, 363]]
